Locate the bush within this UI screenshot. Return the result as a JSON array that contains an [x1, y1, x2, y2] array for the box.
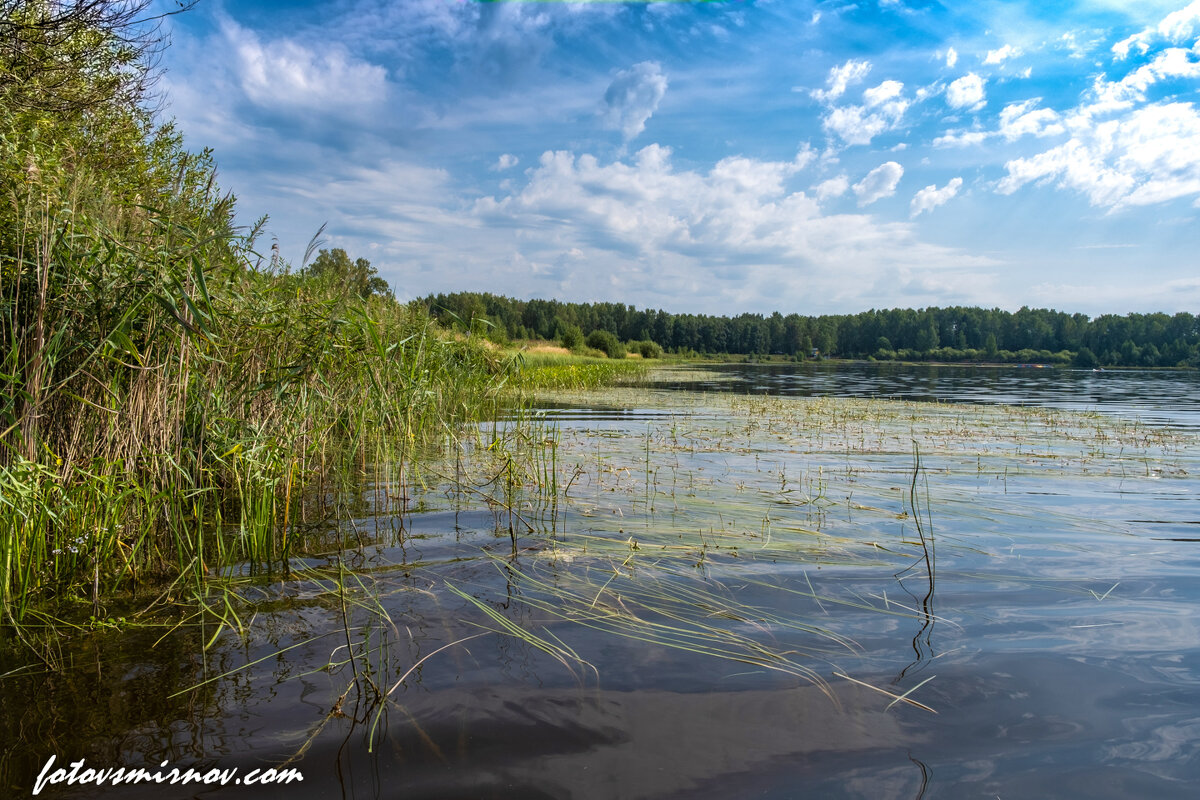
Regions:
[[635, 340, 663, 359], [560, 325, 584, 351], [585, 330, 626, 359]]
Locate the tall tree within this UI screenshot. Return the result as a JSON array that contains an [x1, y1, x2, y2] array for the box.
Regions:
[[306, 248, 391, 299]]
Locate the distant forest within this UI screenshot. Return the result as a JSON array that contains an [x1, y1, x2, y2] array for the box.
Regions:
[[420, 292, 1200, 368]]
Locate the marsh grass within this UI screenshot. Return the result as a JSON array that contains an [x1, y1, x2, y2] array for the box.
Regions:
[[0, 165, 518, 644], [51, 377, 1193, 774], [506, 351, 648, 392], [338, 385, 1198, 709]]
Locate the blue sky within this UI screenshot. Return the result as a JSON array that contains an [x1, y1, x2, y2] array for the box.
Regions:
[[158, 0, 1200, 316]]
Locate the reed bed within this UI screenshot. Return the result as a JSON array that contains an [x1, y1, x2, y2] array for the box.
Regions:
[[506, 351, 647, 392], [0, 158, 519, 636]]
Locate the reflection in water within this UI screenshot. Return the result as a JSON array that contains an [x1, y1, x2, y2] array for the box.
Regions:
[[659, 362, 1200, 429], [0, 626, 224, 796], [895, 441, 936, 683], [4, 364, 1200, 798], [909, 753, 931, 800]]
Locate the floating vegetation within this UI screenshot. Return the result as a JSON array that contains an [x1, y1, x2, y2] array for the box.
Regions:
[[231, 383, 1200, 730], [5, 369, 1200, 797]]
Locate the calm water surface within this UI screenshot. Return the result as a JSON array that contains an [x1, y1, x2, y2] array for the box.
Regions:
[[664, 362, 1200, 428], [4, 364, 1200, 799]]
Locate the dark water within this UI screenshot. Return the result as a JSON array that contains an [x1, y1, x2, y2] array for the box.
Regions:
[[662, 361, 1200, 429], [4, 365, 1200, 799]]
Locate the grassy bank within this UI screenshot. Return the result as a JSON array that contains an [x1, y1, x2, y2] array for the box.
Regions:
[[507, 349, 649, 392], [0, 195, 518, 628], [0, 4, 536, 629]]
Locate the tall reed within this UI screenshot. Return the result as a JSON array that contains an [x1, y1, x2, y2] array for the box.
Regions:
[[0, 150, 512, 627]]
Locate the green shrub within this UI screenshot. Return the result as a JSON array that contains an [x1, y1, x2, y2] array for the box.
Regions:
[[560, 325, 584, 351], [635, 340, 663, 359], [585, 329, 626, 359]]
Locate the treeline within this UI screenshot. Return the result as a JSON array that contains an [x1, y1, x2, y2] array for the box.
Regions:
[[421, 292, 1200, 368]]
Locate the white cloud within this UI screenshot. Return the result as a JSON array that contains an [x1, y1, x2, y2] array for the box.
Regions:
[[946, 47, 959, 68], [946, 73, 986, 110], [998, 101, 1200, 210], [1079, 48, 1200, 119], [998, 100, 1065, 140], [223, 20, 388, 112], [493, 154, 520, 171], [984, 44, 1022, 65], [821, 80, 909, 146], [812, 59, 872, 102], [863, 80, 904, 106], [932, 129, 989, 148], [1059, 32, 1087, 59], [602, 61, 669, 142], [1113, 0, 1200, 59], [814, 175, 850, 202], [852, 161, 904, 206], [910, 177, 963, 217], [823, 101, 909, 146], [468, 147, 969, 300]]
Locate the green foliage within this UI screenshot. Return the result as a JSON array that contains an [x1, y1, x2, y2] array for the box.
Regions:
[[0, 1, 517, 624], [559, 324, 583, 351], [585, 329, 626, 359], [634, 339, 663, 359], [510, 352, 645, 391], [1073, 346, 1098, 369], [305, 247, 391, 299], [425, 292, 1200, 368]]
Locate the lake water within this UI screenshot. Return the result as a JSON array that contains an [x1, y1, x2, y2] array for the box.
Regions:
[[4, 364, 1200, 799]]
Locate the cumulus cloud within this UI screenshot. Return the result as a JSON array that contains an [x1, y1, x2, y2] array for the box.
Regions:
[[853, 162, 904, 206], [945, 47, 958, 68], [468, 146, 972, 289], [812, 59, 872, 102], [929, 100, 1063, 148], [602, 61, 669, 142], [863, 80, 904, 106], [984, 44, 1022, 65], [1081, 48, 1200, 119], [492, 154, 520, 171], [932, 129, 989, 148], [814, 174, 850, 202], [946, 73, 986, 110], [224, 20, 388, 112], [999, 100, 1065, 140], [1113, 0, 1200, 59], [998, 102, 1200, 209], [820, 79, 909, 147], [910, 177, 963, 217]]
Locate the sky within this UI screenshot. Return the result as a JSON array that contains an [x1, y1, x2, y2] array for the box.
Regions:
[[156, 0, 1200, 317]]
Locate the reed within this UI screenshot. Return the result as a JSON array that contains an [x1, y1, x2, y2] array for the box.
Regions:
[[0, 144, 515, 631]]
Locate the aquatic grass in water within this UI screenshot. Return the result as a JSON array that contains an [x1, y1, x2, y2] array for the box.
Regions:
[[376, 387, 1199, 701], [5, 373, 1200, 797], [156, 384, 1198, 749], [506, 351, 648, 392]]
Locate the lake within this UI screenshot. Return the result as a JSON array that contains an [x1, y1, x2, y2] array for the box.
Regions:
[[4, 363, 1200, 799]]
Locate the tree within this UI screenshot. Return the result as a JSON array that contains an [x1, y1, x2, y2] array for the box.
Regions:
[[560, 324, 583, 351], [1, 1, 195, 112], [914, 319, 939, 352], [306, 248, 391, 299]]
